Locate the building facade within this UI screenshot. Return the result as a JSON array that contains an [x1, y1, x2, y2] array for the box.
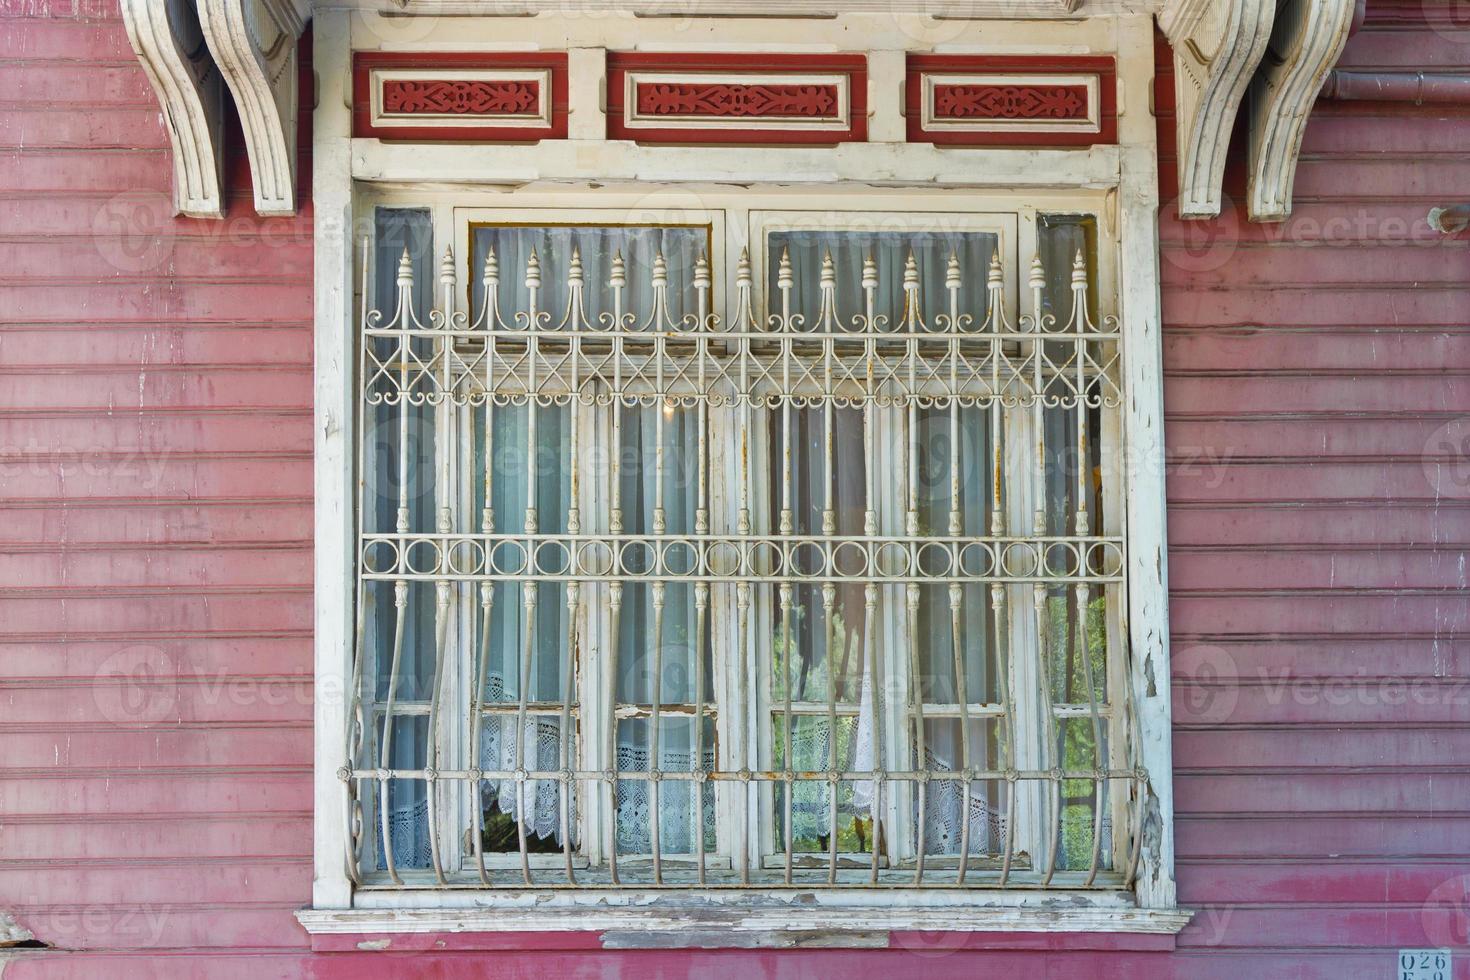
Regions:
[[0, 0, 1467, 976]]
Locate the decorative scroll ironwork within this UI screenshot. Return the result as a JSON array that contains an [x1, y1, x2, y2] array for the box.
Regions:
[[358, 251, 1124, 411], [343, 237, 1144, 892]]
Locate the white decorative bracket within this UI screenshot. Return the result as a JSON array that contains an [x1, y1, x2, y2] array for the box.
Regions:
[[198, 0, 309, 216], [119, 0, 226, 218], [1245, 0, 1357, 222], [1158, 0, 1275, 219]]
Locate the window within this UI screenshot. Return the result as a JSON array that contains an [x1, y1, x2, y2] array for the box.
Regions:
[[344, 201, 1143, 894]]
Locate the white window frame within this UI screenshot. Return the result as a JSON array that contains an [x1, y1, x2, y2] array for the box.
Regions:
[[301, 8, 1184, 942]]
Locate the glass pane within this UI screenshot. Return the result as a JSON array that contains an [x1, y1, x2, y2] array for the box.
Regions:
[[463, 225, 713, 864], [772, 714, 871, 855], [1055, 716, 1111, 871], [617, 405, 710, 707], [914, 717, 1008, 857], [915, 406, 1000, 705], [471, 224, 710, 326], [478, 716, 576, 853], [374, 714, 429, 870], [475, 403, 573, 706], [1038, 214, 1108, 707], [767, 407, 867, 707], [767, 228, 998, 327], [615, 717, 716, 856], [368, 208, 438, 703]]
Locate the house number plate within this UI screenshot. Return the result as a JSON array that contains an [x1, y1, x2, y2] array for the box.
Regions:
[[1399, 949, 1451, 980]]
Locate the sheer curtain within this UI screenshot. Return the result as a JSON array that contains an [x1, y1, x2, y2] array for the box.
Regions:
[[469, 224, 710, 854], [767, 228, 1007, 857], [1037, 215, 1111, 870], [367, 208, 439, 869]]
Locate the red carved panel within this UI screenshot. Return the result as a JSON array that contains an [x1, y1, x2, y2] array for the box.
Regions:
[[353, 51, 568, 142], [634, 82, 842, 119], [931, 83, 1091, 121], [607, 52, 867, 145], [906, 54, 1117, 147], [381, 79, 541, 117]]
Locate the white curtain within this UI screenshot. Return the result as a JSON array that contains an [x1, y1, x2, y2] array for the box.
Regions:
[[770, 229, 1008, 858], [369, 209, 438, 870], [474, 225, 711, 854]]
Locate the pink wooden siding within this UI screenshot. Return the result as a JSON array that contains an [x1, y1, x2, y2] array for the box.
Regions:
[[0, 1, 1466, 976]]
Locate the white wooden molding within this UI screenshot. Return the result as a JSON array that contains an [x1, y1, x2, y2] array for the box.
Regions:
[[119, 0, 226, 218], [1158, 0, 1274, 218], [1245, 0, 1356, 222], [198, 0, 309, 215], [392, 0, 1085, 17], [296, 896, 1194, 939]]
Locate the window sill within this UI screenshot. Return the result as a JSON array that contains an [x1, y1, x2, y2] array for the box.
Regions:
[[295, 893, 1193, 951]]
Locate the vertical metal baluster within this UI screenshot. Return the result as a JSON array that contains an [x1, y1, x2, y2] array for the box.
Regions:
[[648, 253, 668, 885], [819, 253, 841, 884], [606, 252, 626, 885], [469, 247, 499, 886], [377, 248, 416, 887], [944, 253, 974, 883], [423, 247, 457, 886], [903, 252, 928, 885], [1070, 251, 1108, 887], [605, 576, 621, 886], [562, 576, 579, 885], [861, 254, 885, 885], [987, 252, 1019, 888], [561, 249, 585, 885], [776, 248, 796, 884], [513, 250, 542, 886], [693, 252, 711, 885], [734, 249, 754, 885], [345, 236, 372, 886], [1027, 254, 1063, 888]]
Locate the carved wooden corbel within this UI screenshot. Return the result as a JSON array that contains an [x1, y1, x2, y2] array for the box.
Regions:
[[197, 0, 309, 216], [1159, 0, 1275, 219], [1245, 0, 1357, 222], [119, 0, 226, 218]]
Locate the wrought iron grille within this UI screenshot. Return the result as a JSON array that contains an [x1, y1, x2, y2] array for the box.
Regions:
[[343, 222, 1146, 891]]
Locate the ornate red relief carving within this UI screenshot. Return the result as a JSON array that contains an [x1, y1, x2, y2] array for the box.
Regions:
[[931, 83, 1090, 121], [381, 79, 541, 116], [634, 82, 841, 118]]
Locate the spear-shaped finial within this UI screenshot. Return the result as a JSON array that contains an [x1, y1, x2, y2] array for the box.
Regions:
[[568, 247, 583, 287], [609, 250, 626, 289], [525, 248, 541, 290], [482, 246, 499, 287], [439, 246, 455, 287], [777, 247, 793, 291], [651, 251, 667, 289], [396, 248, 414, 289], [903, 250, 919, 290], [1028, 254, 1046, 292], [820, 251, 836, 289], [736, 247, 752, 288], [1071, 248, 1087, 286], [987, 249, 1003, 289]]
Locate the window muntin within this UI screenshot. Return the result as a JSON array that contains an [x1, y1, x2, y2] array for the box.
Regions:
[[347, 204, 1137, 891]]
